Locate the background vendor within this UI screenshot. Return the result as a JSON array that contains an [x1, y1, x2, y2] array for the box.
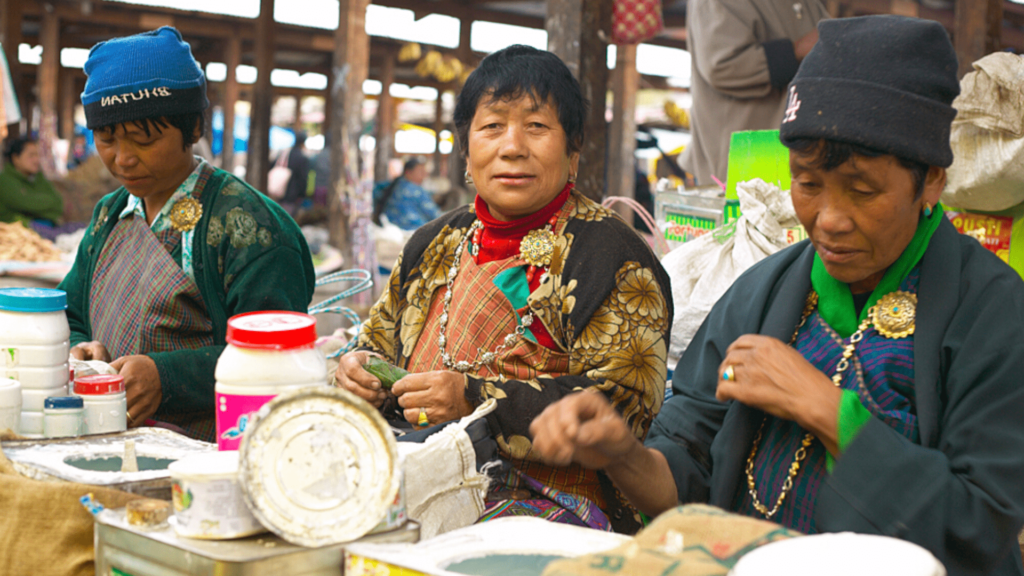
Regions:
[[60, 27, 315, 442], [0, 137, 63, 226], [531, 16, 1024, 574]]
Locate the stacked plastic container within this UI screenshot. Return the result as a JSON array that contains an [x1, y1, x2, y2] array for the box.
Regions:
[[0, 288, 70, 437]]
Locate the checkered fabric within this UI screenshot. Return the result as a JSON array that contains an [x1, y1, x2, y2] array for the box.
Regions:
[[612, 0, 664, 45], [89, 214, 217, 441]]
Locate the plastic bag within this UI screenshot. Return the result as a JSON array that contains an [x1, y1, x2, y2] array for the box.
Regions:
[[266, 148, 292, 200], [943, 53, 1024, 212], [661, 179, 799, 362]]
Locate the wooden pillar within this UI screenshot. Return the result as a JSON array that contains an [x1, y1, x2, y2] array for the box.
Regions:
[[890, 0, 919, 17], [38, 6, 59, 177], [449, 18, 473, 194], [246, 0, 275, 192], [374, 50, 396, 182], [547, 0, 611, 202], [608, 44, 638, 223], [825, 0, 841, 18], [328, 0, 371, 259], [59, 69, 75, 140], [222, 34, 241, 174], [955, 0, 1002, 78], [433, 91, 444, 177], [0, 0, 22, 138]]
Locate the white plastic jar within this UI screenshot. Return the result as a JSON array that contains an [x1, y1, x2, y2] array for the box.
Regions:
[[214, 311, 326, 451], [74, 374, 127, 434], [0, 378, 21, 433], [0, 288, 70, 437], [169, 450, 266, 539], [43, 396, 84, 438]]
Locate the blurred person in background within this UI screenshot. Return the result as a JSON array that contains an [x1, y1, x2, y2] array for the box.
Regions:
[[372, 157, 441, 230], [281, 130, 311, 217], [0, 136, 64, 229]]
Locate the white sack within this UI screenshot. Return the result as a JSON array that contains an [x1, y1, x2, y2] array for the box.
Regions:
[[662, 179, 799, 362]]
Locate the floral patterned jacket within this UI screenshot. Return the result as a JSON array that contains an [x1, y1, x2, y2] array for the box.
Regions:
[[358, 190, 673, 503], [60, 165, 315, 417]]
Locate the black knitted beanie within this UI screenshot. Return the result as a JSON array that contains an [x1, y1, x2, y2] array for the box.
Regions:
[[779, 15, 960, 168]]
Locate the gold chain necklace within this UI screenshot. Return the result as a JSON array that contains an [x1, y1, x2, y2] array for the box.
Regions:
[[743, 289, 917, 519]]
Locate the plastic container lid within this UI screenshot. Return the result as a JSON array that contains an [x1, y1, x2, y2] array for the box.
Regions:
[[239, 387, 400, 547], [44, 396, 84, 410], [74, 374, 125, 395], [226, 311, 317, 351], [168, 450, 240, 479], [0, 288, 67, 313]]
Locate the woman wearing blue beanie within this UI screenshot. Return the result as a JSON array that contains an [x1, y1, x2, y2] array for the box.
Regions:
[[530, 15, 1024, 574], [59, 27, 316, 441]]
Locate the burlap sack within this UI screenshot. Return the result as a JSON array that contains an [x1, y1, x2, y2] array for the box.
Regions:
[[543, 504, 800, 576], [0, 429, 143, 576]]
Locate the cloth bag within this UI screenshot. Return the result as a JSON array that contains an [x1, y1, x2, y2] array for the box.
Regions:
[[542, 504, 799, 576], [943, 53, 1024, 212], [400, 399, 497, 540], [266, 148, 292, 200], [0, 430, 143, 576], [661, 179, 799, 362], [612, 0, 664, 44]]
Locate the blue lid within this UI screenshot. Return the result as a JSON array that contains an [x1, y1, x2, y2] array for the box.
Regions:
[[0, 288, 67, 312], [44, 396, 84, 409]]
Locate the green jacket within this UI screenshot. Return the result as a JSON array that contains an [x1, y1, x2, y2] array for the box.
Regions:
[[0, 164, 63, 224], [58, 167, 316, 416]]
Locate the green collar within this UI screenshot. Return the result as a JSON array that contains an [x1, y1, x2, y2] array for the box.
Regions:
[[810, 205, 943, 338]]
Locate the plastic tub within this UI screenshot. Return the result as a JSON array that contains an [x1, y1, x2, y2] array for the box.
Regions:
[[168, 451, 265, 540], [43, 396, 84, 438], [74, 374, 127, 435], [0, 378, 21, 432], [214, 312, 326, 451], [0, 288, 70, 379]]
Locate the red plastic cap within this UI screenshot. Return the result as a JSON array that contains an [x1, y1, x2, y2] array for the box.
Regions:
[[226, 311, 318, 350], [75, 374, 125, 395]]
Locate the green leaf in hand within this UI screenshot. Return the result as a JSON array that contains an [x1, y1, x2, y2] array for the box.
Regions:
[[363, 356, 409, 390]]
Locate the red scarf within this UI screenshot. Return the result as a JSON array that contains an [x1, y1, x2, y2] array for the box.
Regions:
[[472, 183, 573, 350]]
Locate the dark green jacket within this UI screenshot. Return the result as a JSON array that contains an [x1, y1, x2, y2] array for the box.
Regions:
[[0, 164, 63, 224], [58, 166, 316, 416], [647, 219, 1024, 575]]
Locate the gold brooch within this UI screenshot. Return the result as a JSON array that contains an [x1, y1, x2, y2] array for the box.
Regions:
[[169, 197, 202, 232], [870, 291, 916, 339], [519, 228, 556, 267]]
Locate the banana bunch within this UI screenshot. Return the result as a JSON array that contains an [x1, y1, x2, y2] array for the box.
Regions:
[[434, 57, 463, 83], [416, 50, 444, 78], [398, 42, 421, 63], [664, 100, 691, 129]]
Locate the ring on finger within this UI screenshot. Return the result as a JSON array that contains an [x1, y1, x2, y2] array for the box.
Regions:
[[127, 410, 134, 423], [723, 365, 736, 382], [417, 407, 430, 427]]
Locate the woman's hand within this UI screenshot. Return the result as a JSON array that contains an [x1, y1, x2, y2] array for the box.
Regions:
[[715, 334, 842, 454], [529, 390, 641, 469], [334, 350, 387, 408], [71, 341, 111, 362], [393, 371, 473, 428], [110, 355, 161, 427]]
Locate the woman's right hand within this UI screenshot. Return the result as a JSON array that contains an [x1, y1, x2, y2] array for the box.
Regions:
[[70, 341, 111, 363], [334, 350, 387, 408], [529, 390, 642, 470]]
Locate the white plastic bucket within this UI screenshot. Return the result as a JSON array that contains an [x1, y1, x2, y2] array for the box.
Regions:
[[168, 450, 265, 540]]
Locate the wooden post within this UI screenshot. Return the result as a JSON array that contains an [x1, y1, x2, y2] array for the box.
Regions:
[[955, 0, 1002, 78], [890, 0, 919, 17], [374, 50, 396, 182], [547, 0, 611, 202], [38, 6, 59, 177], [59, 68, 75, 140], [448, 18, 473, 195], [222, 34, 241, 174], [328, 0, 371, 269], [433, 91, 444, 176], [608, 44, 638, 223], [0, 0, 22, 137], [246, 0, 275, 192]]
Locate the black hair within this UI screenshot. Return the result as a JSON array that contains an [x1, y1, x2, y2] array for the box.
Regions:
[[453, 44, 588, 158], [94, 112, 206, 151], [403, 157, 424, 173], [4, 136, 37, 162], [786, 138, 930, 199], [373, 157, 424, 226]]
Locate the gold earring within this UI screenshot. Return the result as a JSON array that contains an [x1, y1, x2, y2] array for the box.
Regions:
[[465, 170, 473, 185], [923, 202, 933, 218]]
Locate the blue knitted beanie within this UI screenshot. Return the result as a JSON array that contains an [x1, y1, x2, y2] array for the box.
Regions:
[[81, 27, 208, 130]]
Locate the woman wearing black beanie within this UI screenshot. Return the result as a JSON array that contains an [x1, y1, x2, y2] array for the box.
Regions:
[[531, 15, 1024, 575]]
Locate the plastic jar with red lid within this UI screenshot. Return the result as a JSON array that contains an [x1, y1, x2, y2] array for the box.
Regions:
[[74, 374, 127, 434], [214, 311, 327, 450]]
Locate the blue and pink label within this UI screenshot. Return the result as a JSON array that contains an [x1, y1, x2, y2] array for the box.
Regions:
[[216, 392, 277, 451]]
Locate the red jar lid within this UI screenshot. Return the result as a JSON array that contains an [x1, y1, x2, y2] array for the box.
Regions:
[[74, 374, 125, 395], [226, 311, 317, 350]]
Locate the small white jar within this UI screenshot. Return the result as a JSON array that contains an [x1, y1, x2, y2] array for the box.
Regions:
[[74, 374, 127, 434], [0, 378, 21, 433], [214, 311, 326, 451], [43, 396, 84, 438], [169, 450, 265, 539]]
